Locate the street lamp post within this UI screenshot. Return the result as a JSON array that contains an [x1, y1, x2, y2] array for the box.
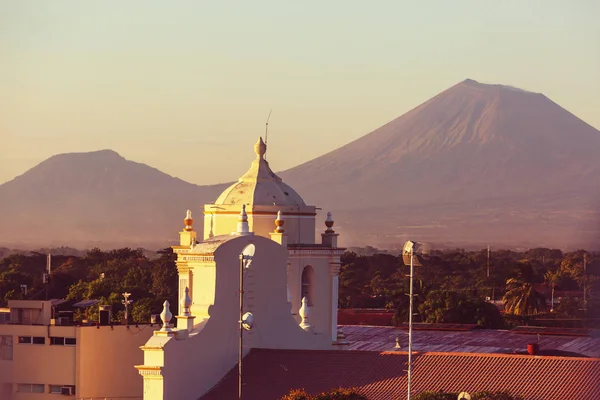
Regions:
[[402, 241, 430, 400]]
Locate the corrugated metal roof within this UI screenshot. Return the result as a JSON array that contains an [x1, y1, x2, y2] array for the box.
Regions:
[[200, 349, 600, 400], [339, 325, 600, 357], [50, 299, 68, 307], [72, 299, 101, 308]]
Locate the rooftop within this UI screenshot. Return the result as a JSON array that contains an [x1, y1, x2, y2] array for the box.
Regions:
[[341, 325, 600, 358], [213, 137, 306, 207], [200, 348, 600, 400]]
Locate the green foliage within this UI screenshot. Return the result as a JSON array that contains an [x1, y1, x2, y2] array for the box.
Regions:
[[471, 391, 524, 400], [554, 297, 583, 317], [419, 290, 504, 328], [414, 391, 523, 400], [282, 388, 366, 400], [503, 262, 547, 316], [413, 391, 456, 400], [0, 247, 178, 323], [338, 247, 598, 328]]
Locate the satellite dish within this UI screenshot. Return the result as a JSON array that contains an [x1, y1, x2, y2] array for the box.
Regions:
[[402, 241, 432, 266], [241, 244, 255, 269], [242, 312, 254, 330], [458, 392, 471, 400]]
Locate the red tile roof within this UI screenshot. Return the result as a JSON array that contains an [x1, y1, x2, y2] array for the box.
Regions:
[[200, 349, 600, 400]]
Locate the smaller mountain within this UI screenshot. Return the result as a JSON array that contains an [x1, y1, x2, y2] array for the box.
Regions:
[[0, 150, 226, 248]]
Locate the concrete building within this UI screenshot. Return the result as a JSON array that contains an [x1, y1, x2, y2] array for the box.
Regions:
[[0, 299, 159, 400]]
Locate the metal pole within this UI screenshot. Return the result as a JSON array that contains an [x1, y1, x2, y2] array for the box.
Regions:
[[583, 254, 587, 316], [486, 245, 490, 278], [239, 254, 244, 400], [407, 247, 414, 400]]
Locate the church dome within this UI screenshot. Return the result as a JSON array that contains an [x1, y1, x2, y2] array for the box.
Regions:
[[214, 137, 307, 207]]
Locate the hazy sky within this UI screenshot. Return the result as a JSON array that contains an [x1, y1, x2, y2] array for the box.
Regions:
[[1, 1, 598, 186]]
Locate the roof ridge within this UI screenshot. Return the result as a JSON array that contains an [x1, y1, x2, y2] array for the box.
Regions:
[[380, 350, 600, 361]]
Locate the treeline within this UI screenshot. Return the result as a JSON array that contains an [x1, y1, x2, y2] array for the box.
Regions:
[[339, 247, 600, 328], [0, 247, 177, 323], [1, 246, 599, 327]]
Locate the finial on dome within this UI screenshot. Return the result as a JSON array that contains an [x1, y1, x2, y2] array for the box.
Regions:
[[184, 209, 194, 231], [325, 212, 335, 233], [254, 137, 267, 159], [274, 210, 285, 233]]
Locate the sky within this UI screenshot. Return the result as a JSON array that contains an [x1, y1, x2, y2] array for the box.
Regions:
[[1, 1, 599, 186]]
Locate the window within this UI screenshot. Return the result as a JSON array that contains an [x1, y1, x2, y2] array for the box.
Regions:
[[301, 265, 315, 306], [50, 385, 75, 395], [18, 336, 45, 345], [49, 385, 75, 394], [17, 383, 44, 393], [50, 337, 76, 346], [0, 336, 13, 360], [32, 337, 45, 344], [49, 385, 62, 394]]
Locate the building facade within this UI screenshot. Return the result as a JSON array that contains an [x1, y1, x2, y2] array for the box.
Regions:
[[0, 300, 158, 400]]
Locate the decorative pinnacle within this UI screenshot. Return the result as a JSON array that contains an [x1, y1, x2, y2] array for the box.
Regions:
[[182, 287, 192, 316], [274, 210, 285, 233], [160, 300, 173, 331], [299, 296, 311, 331], [184, 209, 194, 231], [236, 204, 251, 235], [254, 137, 267, 159], [325, 212, 335, 233], [239, 204, 248, 222]]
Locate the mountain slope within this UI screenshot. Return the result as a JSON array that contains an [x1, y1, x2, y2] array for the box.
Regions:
[[280, 79, 600, 249], [0, 150, 226, 248], [282, 79, 600, 209], [2, 79, 600, 250]]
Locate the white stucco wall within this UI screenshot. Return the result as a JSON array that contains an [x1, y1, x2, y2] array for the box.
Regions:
[[141, 235, 331, 400]]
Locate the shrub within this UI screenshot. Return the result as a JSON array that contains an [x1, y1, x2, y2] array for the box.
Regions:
[[282, 388, 367, 400]]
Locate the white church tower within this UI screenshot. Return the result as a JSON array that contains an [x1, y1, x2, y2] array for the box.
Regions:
[[137, 138, 346, 400], [197, 137, 345, 342]]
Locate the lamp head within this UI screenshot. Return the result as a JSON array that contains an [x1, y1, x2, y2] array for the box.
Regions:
[[402, 240, 432, 266]]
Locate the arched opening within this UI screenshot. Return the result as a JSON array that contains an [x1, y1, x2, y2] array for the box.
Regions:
[[301, 266, 315, 306]]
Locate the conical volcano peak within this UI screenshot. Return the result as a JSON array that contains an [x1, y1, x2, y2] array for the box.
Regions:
[[459, 78, 538, 95]]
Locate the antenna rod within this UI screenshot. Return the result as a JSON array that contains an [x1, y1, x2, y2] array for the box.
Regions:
[[264, 110, 272, 160]]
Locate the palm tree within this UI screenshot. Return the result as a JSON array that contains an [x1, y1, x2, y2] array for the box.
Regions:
[[503, 263, 547, 316]]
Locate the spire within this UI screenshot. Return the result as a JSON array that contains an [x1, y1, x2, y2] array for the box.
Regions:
[[299, 297, 311, 331], [160, 300, 173, 331], [254, 137, 267, 159], [184, 209, 194, 232], [325, 212, 335, 233], [234, 204, 252, 236], [274, 210, 284, 233]]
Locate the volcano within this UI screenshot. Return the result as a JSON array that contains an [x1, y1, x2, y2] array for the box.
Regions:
[[280, 79, 600, 249], [2, 79, 600, 250]]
